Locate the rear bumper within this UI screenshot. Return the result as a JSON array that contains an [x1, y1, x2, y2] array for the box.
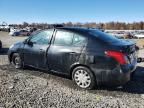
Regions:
[[91, 61, 137, 86]]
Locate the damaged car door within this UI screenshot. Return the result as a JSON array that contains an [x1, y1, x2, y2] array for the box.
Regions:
[[47, 30, 87, 74], [23, 30, 53, 69]]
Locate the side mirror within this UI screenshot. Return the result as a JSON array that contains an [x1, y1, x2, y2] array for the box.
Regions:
[[23, 38, 35, 46], [23, 39, 28, 44], [27, 41, 33, 46]]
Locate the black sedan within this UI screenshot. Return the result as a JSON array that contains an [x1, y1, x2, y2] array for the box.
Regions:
[[8, 27, 138, 89]]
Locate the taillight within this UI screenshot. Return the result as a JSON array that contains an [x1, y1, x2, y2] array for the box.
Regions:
[[105, 51, 127, 65]]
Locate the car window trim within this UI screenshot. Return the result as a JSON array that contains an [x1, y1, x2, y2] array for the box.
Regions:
[[28, 29, 54, 45]]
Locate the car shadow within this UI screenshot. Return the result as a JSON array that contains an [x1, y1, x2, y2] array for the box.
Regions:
[[19, 65, 144, 94], [23, 66, 72, 79], [1, 64, 144, 94], [0, 48, 9, 55]]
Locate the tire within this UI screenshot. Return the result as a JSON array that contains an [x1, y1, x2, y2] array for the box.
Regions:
[[72, 66, 96, 89], [12, 53, 23, 69]]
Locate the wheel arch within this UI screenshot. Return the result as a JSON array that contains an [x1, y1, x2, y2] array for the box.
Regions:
[[70, 63, 96, 79], [9, 52, 18, 62], [9, 52, 14, 62]]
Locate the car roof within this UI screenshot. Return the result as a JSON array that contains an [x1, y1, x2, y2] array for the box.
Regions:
[[55, 27, 93, 34], [35, 27, 102, 36]]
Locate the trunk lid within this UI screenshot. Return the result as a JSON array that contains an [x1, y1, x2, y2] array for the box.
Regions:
[[107, 39, 137, 65], [109, 39, 136, 54]]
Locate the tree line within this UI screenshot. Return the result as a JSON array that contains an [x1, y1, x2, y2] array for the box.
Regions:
[[10, 21, 144, 30]]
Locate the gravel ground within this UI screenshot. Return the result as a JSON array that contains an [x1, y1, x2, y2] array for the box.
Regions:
[[0, 31, 144, 108]]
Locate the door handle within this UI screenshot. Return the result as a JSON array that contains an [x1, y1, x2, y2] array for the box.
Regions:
[[40, 49, 45, 52]]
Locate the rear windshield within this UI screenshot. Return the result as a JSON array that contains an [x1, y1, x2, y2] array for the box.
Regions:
[[89, 30, 121, 43]]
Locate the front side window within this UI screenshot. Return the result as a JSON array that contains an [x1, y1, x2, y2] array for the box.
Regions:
[[54, 30, 73, 46], [30, 30, 53, 45]]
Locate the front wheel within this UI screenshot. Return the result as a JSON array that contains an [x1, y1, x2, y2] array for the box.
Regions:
[[12, 53, 23, 69], [72, 66, 96, 89]]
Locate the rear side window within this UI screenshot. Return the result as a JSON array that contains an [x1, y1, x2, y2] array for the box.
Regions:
[[72, 34, 86, 46], [54, 31, 73, 46], [89, 30, 121, 43]]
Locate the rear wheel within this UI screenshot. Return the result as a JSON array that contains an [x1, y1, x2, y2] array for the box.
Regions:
[[12, 53, 23, 69], [72, 66, 96, 89]]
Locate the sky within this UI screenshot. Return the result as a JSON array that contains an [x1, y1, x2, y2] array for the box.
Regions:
[[0, 0, 144, 24]]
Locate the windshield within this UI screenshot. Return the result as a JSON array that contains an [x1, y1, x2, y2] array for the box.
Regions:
[[89, 29, 121, 43]]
